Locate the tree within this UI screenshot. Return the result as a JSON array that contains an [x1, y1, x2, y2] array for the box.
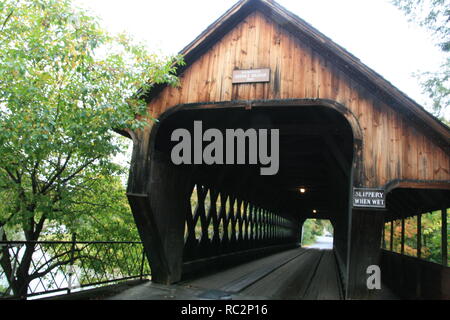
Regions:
[[0, 0, 183, 297], [384, 211, 446, 264], [301, 219, 333, 246], [392, 0, 449, 119]]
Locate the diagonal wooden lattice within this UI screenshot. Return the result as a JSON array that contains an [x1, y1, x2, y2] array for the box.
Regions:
[[183, 183, 298, 262]]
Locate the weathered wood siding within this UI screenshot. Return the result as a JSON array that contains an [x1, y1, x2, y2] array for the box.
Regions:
[[146, 11, 449, 187]]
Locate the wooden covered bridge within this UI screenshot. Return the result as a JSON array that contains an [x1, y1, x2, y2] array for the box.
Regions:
[[119, 0, 450, 300]]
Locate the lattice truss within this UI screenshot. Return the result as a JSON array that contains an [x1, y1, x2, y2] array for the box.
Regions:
[[183, 183, 297, 261]]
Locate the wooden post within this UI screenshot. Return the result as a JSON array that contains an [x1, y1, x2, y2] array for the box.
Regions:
[[401, 218, 405, 255], [299, 218, 306, 246], [346, 209, 384, 300], [127, 150, 192, 285], [390, 220, 394, 251], [417, 213, 422, 259], [442, 208, 447, 267]]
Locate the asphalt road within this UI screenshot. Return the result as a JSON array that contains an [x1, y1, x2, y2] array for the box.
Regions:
[[308, 236, 333, 249]]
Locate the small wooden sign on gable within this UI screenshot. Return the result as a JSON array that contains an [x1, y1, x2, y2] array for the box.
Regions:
[[232, 68, 271, 84]]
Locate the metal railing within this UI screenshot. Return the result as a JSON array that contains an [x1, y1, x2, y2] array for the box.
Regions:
[[0, 237, 150, 299]]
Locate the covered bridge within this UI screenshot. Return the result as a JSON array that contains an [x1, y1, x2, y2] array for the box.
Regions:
[[121, 0, 449, 299]]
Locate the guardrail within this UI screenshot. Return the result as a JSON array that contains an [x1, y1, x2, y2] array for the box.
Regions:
[[0, 238, 150, 299], [381, 249, 450, 300]]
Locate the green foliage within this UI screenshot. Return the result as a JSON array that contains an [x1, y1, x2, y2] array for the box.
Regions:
[[384, 210, 448, 265], [41, 171, 140, 242], [392, 0, 449, 50], [301, 219, 333, 246], [392, 0, 449, 119], [403, 216, 418, 256], [0, 0, 183, 295], [421, 211, 444, 263], [0, 0, 182, 237], [415, 59, 450, 119]]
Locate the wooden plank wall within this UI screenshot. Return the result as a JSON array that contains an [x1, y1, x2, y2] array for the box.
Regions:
[[146, 11, 449, 188]]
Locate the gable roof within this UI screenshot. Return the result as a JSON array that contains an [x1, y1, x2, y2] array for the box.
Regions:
[[145, 0, 449, 149]]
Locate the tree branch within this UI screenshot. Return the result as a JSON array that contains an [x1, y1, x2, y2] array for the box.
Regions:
[[33, 213, 47, 240], [43, 158, 98, 195], [0, 211, 17, 228], [1, 6, 15, 32], [41, 152, 72, 195], [30, 159, 41, 195], [28, 253, 96, 283], [0, 232, 14, 285], [32, 244, 87, 274], [2, 167, 19, 184]]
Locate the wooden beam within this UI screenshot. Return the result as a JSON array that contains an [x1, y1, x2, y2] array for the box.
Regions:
[[417, 213, 422, 259], [321, 148, 347, 182], [385, 180, 450, 192], [272, 124, 345, 136], [308, 106, 351, 180], [390, 220, 394, 251], [387, 199, 411, 219], [322, 134, 350, 178], [346, 210, 385, 299], [387, 191, 421, 218], [442, 208, 448, 267], [279, 144, 325, 155], [401, 218, 405, 255]]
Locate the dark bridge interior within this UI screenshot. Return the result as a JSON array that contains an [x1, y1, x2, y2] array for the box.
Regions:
[[153, 104, 354, 279], [155, 104, 354, 217], [124, 102, 450, 300]]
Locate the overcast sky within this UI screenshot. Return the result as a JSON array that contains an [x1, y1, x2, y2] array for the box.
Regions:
[[74, 0, 446, 117]]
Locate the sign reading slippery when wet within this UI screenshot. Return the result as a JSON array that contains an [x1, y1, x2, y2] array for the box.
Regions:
[[352, 188, 386, 209]]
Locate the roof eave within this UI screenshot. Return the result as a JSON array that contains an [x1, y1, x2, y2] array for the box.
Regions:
[[144, 0, 450, 149]]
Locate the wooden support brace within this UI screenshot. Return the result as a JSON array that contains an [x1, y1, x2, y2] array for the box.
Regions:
[[417, 213, 422, 259], [346, 209, 384, 299], [442, 208, 448, 267], [401, 218, 405, 255], [390, 220, 394, 251]]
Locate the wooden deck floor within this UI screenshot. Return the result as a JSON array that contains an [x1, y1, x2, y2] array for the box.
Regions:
[[109, 248, 344, 300]]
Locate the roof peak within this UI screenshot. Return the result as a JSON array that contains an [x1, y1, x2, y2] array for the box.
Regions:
[[146, 0, 449, 146]]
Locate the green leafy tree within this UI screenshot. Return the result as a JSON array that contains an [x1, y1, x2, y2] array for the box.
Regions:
[[301, 219, 333, 246], [384, 211, 447, 265], [421, 211, 444, 263], [392, 0, 449, 119], [0, 0, 183, 297]]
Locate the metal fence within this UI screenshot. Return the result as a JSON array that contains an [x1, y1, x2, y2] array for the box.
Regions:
[[0, 238, 150, 299]]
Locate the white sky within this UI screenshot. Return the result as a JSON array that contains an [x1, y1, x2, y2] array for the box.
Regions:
[[74, 0, 446, 116]]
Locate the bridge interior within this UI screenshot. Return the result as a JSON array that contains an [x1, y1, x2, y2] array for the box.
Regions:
[[155, 104, 353, 261], [128, 102, 448, 299], [136, 103, 357, 295], [156, 105, 354, 221], [152, 104, 354, 274], [108, 247, 399, 300], [187, 248, 342, 300], [110, 248, 343, 300]]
